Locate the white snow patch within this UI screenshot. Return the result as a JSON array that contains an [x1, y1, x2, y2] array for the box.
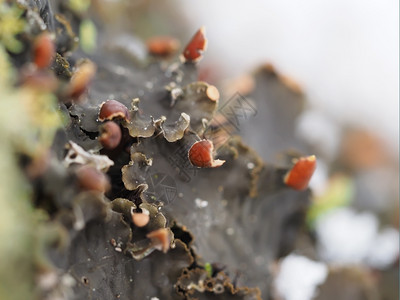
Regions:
[[274, 254, 328, 300], [315, 208, 378, 264], [366, 227, 399, 269]]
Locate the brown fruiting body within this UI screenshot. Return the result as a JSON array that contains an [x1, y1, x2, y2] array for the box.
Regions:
[[131, 211, 150, 227], [76, 165, 111, 193], [98, 100, 130, 122], [206, 85, 220, 102], [181, 26, 207, 63], [68, 60, 96, 100], [284, 155, 316, 190], [147, 36, 180, 56], [146, 228, 170, 253], [99, 121, 122, 149], [33, 32, 55, 69], [188, 139, 225, 168]]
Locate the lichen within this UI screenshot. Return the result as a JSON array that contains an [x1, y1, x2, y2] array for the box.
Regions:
[[0, 1, 325, 299]]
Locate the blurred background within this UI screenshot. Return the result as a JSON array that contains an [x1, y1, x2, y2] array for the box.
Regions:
[[180, 0, 399, 153]]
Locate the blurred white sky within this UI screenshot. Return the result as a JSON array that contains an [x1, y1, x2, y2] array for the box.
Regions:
[[178, 0, 399, 150]]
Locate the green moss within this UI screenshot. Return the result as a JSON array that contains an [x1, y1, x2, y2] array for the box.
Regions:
[[79, 19, 97, 53], [307, 174, 354, 228], [69, 0, 91, 13], [204, 262, 213, 277], [0, 45, 15, 84], [0, 1, 26, 53], [0, 46, 64, 300]]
